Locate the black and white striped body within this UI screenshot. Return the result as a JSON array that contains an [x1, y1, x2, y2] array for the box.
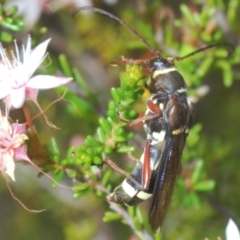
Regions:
[[108, 143, 163, 205], [107, 57, 193, 232]]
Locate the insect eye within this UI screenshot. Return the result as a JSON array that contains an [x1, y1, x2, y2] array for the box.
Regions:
[[149, 58, 173, 71], [153, 60, 164, 69]]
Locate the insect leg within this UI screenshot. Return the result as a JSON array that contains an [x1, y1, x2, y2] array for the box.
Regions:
[[129, 100, 162, 126], [142, 139, 151, 190], [104, 158, 142, 188], [110, 56, 146, 67]]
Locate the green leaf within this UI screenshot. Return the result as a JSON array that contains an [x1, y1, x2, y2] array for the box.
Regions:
[[85, 135, 102, 147], [103, 146, 113, 154], [56, 87, 96, 118], [191, 160, 204, 184], [101, 169, 112, 186], [183, 191, 201, 208], [136, 207, 143, 225], [216, 60, 233, 87], [103, 211, 121, 222], [73, 188, 91, 198], [99, 118, 112, 134], [111, 88, 122, 102], [73, 183, 90, 191], [127, 206, 135, 217], [116, 145, 135, 153], [187, 124, 202, 148], [67, 170, 77, 178], [49, 137, 61, 162], [195, 57, 213, 78], [93, 156, 102, 165], [6, 5, 18, 15], [52, 169, 64, 187], [72, 68, 90, 93], [97, 127, 106, 142], [59, 54, 72, 77], [180, 4, 196, 26], [194, 180, 215, 191], [133, 216, 142, 230], [0, 31, 12, 42]]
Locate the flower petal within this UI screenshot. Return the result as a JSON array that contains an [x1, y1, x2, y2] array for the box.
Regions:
[[10, 87, 26, 109], [4, 152, 16, 181], [26, 38, 51, 77], [0, 84, 10, 99], [226, 219, 240, 240], [22, 35, 32, 64], [25, 88, 38, 101], [26, 75, 72, 89], [14, 145, 30, 162]]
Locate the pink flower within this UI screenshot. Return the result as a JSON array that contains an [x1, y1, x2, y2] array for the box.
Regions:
[[0, 36, 72, 109], [0, 112, 29, 181]]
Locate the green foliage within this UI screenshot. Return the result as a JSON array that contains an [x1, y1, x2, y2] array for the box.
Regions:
[[0, 1, 24, 41], [63, 64, 147, 199]]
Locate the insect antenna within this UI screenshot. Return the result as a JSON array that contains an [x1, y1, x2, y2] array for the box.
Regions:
[[72, 6, 161, 57], [173, 42, 234, 62]]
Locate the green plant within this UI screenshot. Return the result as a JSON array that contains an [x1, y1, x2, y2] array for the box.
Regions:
[[0, 1, 239, 240]]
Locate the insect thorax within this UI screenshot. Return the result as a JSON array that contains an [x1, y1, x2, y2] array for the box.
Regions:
[[146, 57, 187, 95]]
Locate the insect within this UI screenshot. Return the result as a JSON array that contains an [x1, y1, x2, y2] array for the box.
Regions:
[[72, 6, 233, 232]]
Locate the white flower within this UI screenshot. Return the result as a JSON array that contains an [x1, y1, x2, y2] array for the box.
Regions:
[[0, 36, 72, 109], [226, 219, 240, 240]]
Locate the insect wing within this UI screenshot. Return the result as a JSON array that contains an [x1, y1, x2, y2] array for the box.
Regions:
[[148, 134, 185, 232]]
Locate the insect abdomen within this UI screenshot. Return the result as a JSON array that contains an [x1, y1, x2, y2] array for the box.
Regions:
[[107, 145, 163, 205], [107, 161, 152, 205]]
